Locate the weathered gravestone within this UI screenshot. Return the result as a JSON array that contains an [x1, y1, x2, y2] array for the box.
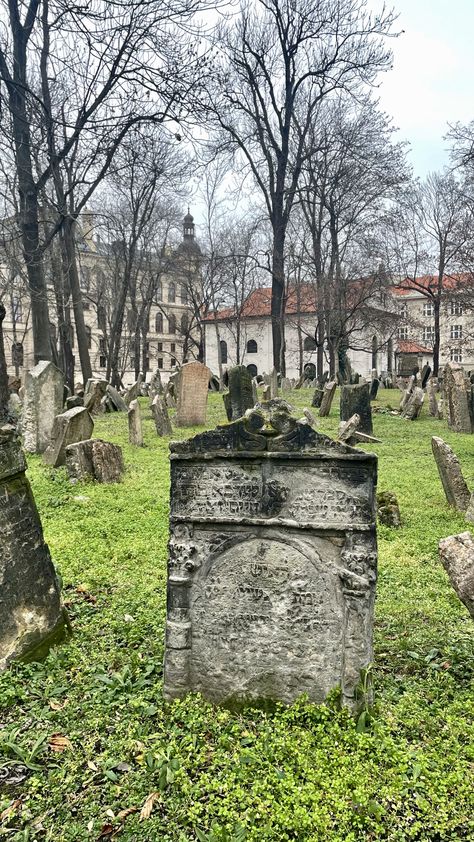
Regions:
[[128, 400, 143, 446], [124, 374, 143, 407], [311, 387, 324, 409], [428, 378, 442, 419], [175, 362, 211, 427], [149, 368, 163, 403], [66, 395, 84, 410], [84, 379, 108, 415], [0, 426, 66, 670], [444, 362, 473, 433], [439, 532, 474, 620], [23, 361, 64, 453], [224, 366, 254, 422], [270, 367, 279, 399], [164, 409, 377, 710], [262, 384, 271, 401], [421, 364, 431, 389], [65, 439, 124, 483], [466, 494, 474, 525], [318, 380, 336, 417], [376, 491, 401, 528], [431, 437, 471, 512], [152, 394, 173, 437], [340, 383, 373, 435], [44, 407, 94, 468], [400, 386, 424, 420], [369, 379, 379, 401], [106, 384, 128, 412]]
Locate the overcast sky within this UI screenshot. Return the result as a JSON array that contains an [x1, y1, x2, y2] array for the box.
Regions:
[[376, 0, 473, 177]]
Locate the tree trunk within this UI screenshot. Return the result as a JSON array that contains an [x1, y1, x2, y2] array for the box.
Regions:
[[271, 239, 285, 375], [62, 218, 92, 384], [433, 298, 441, 376], [0, 303, 10, 419]]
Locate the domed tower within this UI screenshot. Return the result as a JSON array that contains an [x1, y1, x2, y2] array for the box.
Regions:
[[183, 208, 195, 244]]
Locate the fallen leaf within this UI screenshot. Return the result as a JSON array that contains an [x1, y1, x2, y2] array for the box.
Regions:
[[49, 699, 67, 711], [0, 799, 22, 822], [140, 791, 160, 820], [116, 807, 138, 821], [49, 734, 73, 752], [87, 819, 94, 832], [114, 762, 131, 773], [97, 824, 114, 839], [87, 760, 98, 771], [105, 809, 115, 819]]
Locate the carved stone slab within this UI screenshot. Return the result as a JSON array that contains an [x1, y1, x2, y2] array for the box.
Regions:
[[164, 413, 377, 710], [175, 362, 211, 427]]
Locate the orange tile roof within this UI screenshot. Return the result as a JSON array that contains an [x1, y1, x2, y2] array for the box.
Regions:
[[203, 285, 318, 322], [396, 340, 433, 354], [391, 274, 474, 296]]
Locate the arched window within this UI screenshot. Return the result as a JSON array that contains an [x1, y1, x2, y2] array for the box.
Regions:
[[181, 313, 189, 334], [220, 340, 228, 364], [304, 335, 317, 352], [181, 285, 188, 304], [11, 341, 23, 367], [371, 335, 378, 370], [168, 282, 176, 303], [155, 312, 163, 333], [246, 339, 258, 354], [85, 325, 92, 349], [168, 313, 176, 334], [80, 267, 91, 292], [247, 363, 257, 378], [304, 363, 316, 380], [156, 280, 162, 300]]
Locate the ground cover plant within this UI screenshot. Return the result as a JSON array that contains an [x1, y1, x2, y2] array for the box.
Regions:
[[1, 389, 473, 841]]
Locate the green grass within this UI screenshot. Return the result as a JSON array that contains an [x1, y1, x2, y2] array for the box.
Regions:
[[1, 389, 473, 841]]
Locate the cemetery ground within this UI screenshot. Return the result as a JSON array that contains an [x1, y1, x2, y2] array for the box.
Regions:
[[1, 391, 473, 842]]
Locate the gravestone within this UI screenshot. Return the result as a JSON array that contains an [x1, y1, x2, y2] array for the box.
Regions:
[[84, 379, 107, 415], [149, 368, 163, 402], [369, 379, 379, 401], [124, 374, 143, 407], [400, 386, 424, 420], [23, 361, 64, 454], [311, 388, 324, 409], [151, 394, 173, 436], [65, 439, 124, 483], [281, 378, 292, 392], [340, 383, 373, 435], [128, 399, 143, 446], [421, 364, 431, 389], [66, 395, 84, 410], [175, 362, 211, 427], [466, 494, 474, 524], [1, 426, 66, 670], [431, 437, 471, 512], [338, 414, 360, 444], [262, 384, 271, 401], [270, 367, 278, 399], [225, 366, 254, 422], [43, 407, 94, 468], [428, 378, 442, 419], [376, 491, 401, 528], [251, 379, 258, 406], [444, 362, 473, 433], [439, 532, 474, 620], [106, 384, 128, 412], [318, 381, 336, 417], [164, 409, 377, 710]]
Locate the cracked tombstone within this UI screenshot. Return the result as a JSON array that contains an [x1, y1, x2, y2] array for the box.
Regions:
[[149, 368, 164, 403], [175, 362, 211, 427], [151, 394, 173, 437], [124, 374, 143, 407], [164, 408, 377, 711], [439, 532, 474, 620], [224, 365, 254, 421], [340, 383, 373, 435], [84, 379, 108, 415], [43, 407, 94, 468], [65, 439, 124, 483], [401, 386, 424, 420], [128, 399, 143, 446], [443, 362, 473, 433], [431, 437, 471, 512], [23, 361, 64, 453], [318, 380, 336, 417], [428, 378, 442, 418]]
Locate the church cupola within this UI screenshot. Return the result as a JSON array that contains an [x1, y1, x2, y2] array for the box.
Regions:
[[183, 208, 195, 242]]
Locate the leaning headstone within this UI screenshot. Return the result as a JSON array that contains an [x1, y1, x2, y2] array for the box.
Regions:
[[262, 384, 271, 401], [444, 362, 473, 433], [369, 379, 379, 401], [319, 380, 336, 417], [149, 368, 163, 402], [23, 361, 64, 453], [251, 379, 258, 406], [225, 365, 254, 421], [401, 386, 424, 420], [431, 437, 471, 512], [421, 364, 431, 389], [270, 367, 278, 399], [164, 409, 377, 710], [175, 362, 211, 427], [1, 425, 66, 669], [106, 384, 128, 412], [439, 532, 474, 620], [338, 413, 360, 444], [128, 399, 143, 446], [66, 395, 84, 410], [466, 494, 474, 524], [281, 377, 291, 392], [428, 378, 442, 419], [65, 439, 124, 483], [84, 379, 107, 415], [377, 491, 401, 528], [311, 388, 324, 409], [340, 383, 373, 434], [124, 374, 143, 407], [151, 394, 173, 436], [43, 407, 94, 468]]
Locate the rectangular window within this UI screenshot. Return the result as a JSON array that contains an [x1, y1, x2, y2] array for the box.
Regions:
[[450, 300, 463, 316], [99, 337, 106, 354], [397, 327, 408, 340], [158, 342, 163, 352], [399, 302, 408, 318], [423, 301, 434, 316], [450, 347, 462, 363], [144, 357, 149, 372], [450, 324, 462, 340], [171, 343, 176, 353], [158, 358, 163, 369], [99, 355, 106, 368], [171, 357, 176, 367], [422, 327, 435, 343]]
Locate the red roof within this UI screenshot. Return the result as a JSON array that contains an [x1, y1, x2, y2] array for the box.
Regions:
[[392, 274, 474, 296], [396, 340, 433, 355], [204, 285, 318, 322]]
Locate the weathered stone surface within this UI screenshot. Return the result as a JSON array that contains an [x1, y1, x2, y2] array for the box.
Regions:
[[151, 394, 173, 436], [262, 384, 271, 401], [175, 362, 210, 427], [84, 379, 107, 415], [431, 436, 471, 512], [270, 367, 278, 399], [377, 491, 401, 528], [23, 362, 64, 453], [225, 366, 255, 421], [1, 430, 65, 670], [369, 379, 379, 401], [124, 374, 143, 407], [421, 364, 431, 389], [65, 439, 124, 483], [66, 395, 84, 410], [340, 383, 373, 434], [106, 384, 128, 412], [164, 411, 377, 711], [439, 532, 474, 619], [149, 368, 163, 402], [281, 377, 292, 391], [311, 388, 324, 408], [466, 494, 474, 524], [444, 362, 473, 433], [338, 413, 360, 443], [128, 400, 143, 446], [318, 381, 336, 417], [401, 386, 424, 420], [428, 378, 442, 418], [43, 407, 94, 468]]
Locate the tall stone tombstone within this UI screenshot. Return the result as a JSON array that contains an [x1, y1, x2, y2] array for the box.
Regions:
[[175, 362, 211, 427], [340, 383, 373, 435], [128, 399, 143, 446], [152, 394, 173, 437], [270, 367, 278, 399], [318, 380, 336, 417], [443, 362, 473, 433], [164, 410, 377, 710], [23, 361, 64, 453], [225, 365, 255, 422], [1, 426, 65, 669], [431, 436, 471, 512], [43, 406, 94, 467], [149, 368, 164, 403]]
